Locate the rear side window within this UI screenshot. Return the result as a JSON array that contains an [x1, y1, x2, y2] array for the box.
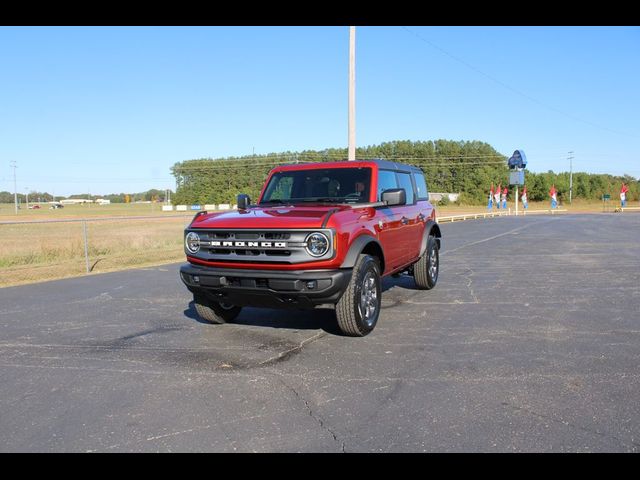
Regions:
[[377, 170, 398, 201], [413, 172, 429, 201], [396, 172, 415, 205]]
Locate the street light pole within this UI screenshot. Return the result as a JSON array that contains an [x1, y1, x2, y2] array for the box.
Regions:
[[568, 151, 574, 204], [11, 160, 17, 214], [348, 26, 356, 161]]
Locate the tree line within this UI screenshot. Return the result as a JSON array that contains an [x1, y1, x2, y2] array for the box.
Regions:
[[521, 171, 637, 204], [0, 189, 173, 204], [171, 139, 638, 206]]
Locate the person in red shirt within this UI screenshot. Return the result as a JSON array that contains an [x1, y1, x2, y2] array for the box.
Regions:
[[621, 183, 629, 208], [549, 184, 558, 209]]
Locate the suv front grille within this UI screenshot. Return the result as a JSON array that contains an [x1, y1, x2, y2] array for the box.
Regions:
[[186, 229, 333, 264], [264, 232, 291, 240]]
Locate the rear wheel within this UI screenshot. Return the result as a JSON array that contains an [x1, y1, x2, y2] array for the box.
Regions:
[[335, 254, 381, 337], [414, 235, 439, 290], [193, 294, 242, 324]]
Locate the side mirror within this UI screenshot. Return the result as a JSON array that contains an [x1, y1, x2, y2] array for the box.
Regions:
[[237, 193, 251, 210], [381, 188, 406, 206]]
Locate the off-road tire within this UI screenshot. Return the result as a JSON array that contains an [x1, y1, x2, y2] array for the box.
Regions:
[[193, 294, 242, 324], [414, 234, 439, 290], [335, 254, 381, 337]]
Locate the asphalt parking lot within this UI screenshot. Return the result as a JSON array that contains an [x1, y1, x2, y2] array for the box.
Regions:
[[1, 213, 639, 452]]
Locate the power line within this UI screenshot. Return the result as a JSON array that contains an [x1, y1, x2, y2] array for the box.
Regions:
[[175, 151, 508, 159], [173, 160, 508, 170], [21, 177, 175, 183], [172, 155, 508, 167], [400, 26, 636, 139]]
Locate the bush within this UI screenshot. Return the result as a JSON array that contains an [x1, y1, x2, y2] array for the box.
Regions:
[[453, 192, 472, 206]]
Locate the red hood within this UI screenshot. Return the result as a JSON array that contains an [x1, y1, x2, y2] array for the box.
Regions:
[[189, 205, 350, 229]]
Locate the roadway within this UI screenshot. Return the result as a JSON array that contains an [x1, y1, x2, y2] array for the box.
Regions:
[[0, 214, 639, 451]]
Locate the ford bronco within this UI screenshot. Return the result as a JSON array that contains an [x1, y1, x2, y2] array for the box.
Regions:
[[179, 159, 441, 336]]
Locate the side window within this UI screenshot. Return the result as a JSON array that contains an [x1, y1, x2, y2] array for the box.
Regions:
[[377, 170, 398, 201], [397, 172, 415, 205], [413, 172, 428, 200]]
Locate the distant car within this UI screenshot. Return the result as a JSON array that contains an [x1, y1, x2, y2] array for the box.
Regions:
[[49, 203, 64, 209], [28, 205, 41, 209]]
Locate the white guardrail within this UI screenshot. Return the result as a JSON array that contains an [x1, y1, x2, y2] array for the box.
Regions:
[[437, 209, 568, 223], [162, 204, 640, 222]]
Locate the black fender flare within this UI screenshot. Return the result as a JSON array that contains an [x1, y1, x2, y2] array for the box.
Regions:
[[419, 221, 442, 257], [340, 234, 385, 271]]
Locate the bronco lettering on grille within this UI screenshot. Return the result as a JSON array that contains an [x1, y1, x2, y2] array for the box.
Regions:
[[210, 241, 287, 248]]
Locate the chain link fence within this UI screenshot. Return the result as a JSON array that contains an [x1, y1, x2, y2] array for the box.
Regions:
[[0, 215, 193, 287]]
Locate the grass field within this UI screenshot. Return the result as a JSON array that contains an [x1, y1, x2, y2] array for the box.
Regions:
[[0, 199, 633, 288], [0, 216, 191, 287], [0, 203, 193, 287], [0, 202, 171, 222]]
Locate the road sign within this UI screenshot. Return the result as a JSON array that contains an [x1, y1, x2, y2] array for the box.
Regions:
[[509, 171, 525, 186]]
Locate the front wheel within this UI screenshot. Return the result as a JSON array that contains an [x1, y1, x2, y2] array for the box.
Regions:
[[414, 235, 439, 290], [193, 294, 242, 324], [335, 254, 382, 337]]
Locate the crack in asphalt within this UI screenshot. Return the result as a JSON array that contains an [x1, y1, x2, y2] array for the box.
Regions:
[[106, 326, 186, 345], [0, 327, 329, 374], [460, 267, 479, 304], [257, 331, 327, 368], [277, 377, 346, 453]]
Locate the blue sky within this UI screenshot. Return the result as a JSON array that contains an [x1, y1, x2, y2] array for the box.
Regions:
[[0, 26, 638, 196]]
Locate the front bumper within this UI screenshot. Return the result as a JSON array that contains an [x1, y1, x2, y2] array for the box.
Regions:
[[179, 263, 352, 309]]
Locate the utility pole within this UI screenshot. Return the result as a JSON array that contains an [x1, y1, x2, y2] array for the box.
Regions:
[[25, 188, 29, 210], [568, 151, 574, 204], [10, 160, 17, 214], [348, 26, 356, 161]]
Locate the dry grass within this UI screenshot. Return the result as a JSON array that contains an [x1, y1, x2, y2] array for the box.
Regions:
[[0, 202, 172, 222], [0, 215, 191, 288], [0, 199, 629, 288]]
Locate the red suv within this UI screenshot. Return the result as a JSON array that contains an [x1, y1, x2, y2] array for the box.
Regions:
[[180, 159, 441, 336]]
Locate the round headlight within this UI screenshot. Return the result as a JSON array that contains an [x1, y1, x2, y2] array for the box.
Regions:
[[305, 232, 329, 257], [185, 232, 200, 254]]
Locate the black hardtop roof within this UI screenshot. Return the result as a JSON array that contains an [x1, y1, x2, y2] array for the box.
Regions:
[[275, 158, 423, 174], [363, 158, 423, 173]]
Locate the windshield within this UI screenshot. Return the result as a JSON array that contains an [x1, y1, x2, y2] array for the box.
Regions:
[[260, 167, 372, 205]]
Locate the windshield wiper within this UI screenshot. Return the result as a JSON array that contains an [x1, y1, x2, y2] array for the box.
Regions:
[[259, 199, 289, 205], [299, 197, 343, 203]]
